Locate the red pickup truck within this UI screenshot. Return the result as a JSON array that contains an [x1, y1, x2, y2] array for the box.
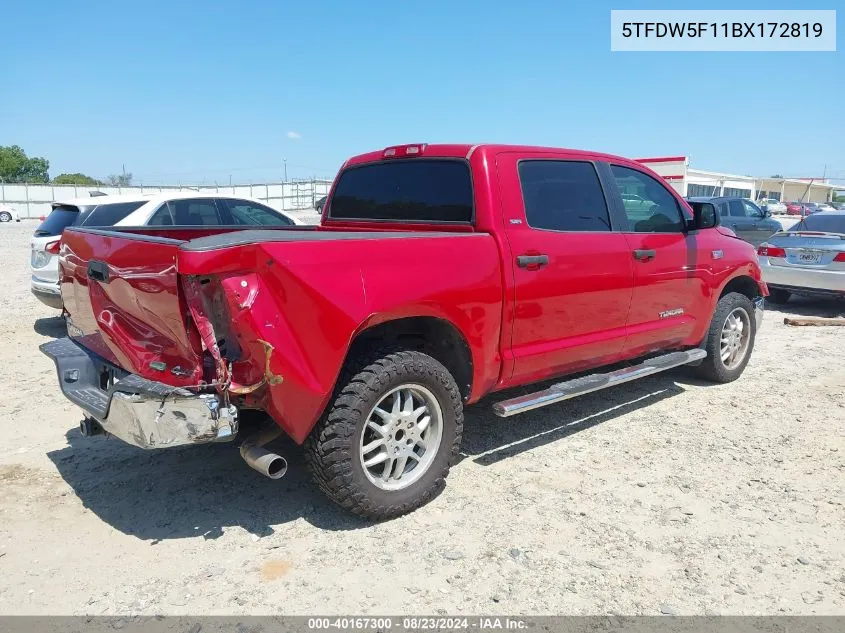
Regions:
[[42, 143, 766, 520]]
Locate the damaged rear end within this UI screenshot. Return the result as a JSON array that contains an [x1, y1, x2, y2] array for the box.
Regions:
[[41, 227, 287, 474]]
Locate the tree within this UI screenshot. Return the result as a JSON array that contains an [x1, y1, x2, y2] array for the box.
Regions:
[[105, 172, 133, 187], [0, 145, 50, 183], [53, 173, 103, 186]]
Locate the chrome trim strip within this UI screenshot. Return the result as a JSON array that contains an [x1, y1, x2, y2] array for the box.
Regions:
[[493, 349, 707, 417], [466, 145, 480, 160]]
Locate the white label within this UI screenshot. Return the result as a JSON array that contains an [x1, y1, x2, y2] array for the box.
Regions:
[[611, 10, 836, 52]]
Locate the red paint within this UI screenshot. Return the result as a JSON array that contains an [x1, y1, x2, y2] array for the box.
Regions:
[[634, 156, 687, 164], [660, 174, 685, 181], [59, 144, 764, 445]]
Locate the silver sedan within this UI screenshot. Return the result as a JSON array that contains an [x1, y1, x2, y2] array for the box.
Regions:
[[757, 211, 845, 304]]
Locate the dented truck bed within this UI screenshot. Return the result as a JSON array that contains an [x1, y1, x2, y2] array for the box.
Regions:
[[45, 225, 501, 446]]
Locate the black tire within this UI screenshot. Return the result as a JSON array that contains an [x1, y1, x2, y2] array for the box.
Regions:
[[693, 292, 757, 383], [304, 350, 463, 520], [766, 288, 791, 305], [0, 212, 11, 223]]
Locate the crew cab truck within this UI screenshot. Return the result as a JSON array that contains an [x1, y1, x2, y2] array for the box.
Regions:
[[41, 143, 766, 520]]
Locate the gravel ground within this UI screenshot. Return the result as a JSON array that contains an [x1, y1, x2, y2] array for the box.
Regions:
[[0, 219, 843, 616]]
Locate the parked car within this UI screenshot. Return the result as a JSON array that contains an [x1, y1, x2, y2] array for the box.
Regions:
[[41, 143, 766, 520], [686, 196, 782, 246], [757, 198, 787, 215], [816, 202, 837, 213], [315, 195, 327, 213], [30, 192, 302, 309], [786, 201, 818, 216], [757, 211, 845, 304], [0, 203, 21, 222], [831, 202, 845, 211]]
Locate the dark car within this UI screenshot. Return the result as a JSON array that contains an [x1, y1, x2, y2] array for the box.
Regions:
[[686, 196, 782, 246]]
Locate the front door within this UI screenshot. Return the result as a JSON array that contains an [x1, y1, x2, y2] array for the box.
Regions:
[[497, 153, 635, 386], [607, 164, 712, 357]]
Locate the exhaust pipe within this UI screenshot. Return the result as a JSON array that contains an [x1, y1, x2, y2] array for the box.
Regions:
[[80, 417, 104, 437], [239, 426, 287, 480]]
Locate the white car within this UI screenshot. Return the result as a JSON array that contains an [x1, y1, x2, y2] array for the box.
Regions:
[[815, 202, 837, 213], [30, 192, 304, 309], [0, 204, 21, 222], [758, 198, 787, 215]]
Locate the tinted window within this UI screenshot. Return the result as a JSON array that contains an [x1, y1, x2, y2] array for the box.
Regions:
[[794, 214, 845, 233], [219, 199, 294, 226], [718, 202, 730, 217], [728, 200, 746, 217], [34, 205, 80, 237], [167, 198, 222, 225], [518, 161, 610, 232], [611, 165, 684, 232], [743, 200, 763, 218], [330, 160, 473, 222], [148, 204, 173, 226], [83, 201, 146, 227]]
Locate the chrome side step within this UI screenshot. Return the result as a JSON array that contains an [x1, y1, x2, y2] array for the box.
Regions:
[[492, 349, 706, 418]]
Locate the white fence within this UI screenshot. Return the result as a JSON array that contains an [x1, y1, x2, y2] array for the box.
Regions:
[[0, 179, 333, 219]]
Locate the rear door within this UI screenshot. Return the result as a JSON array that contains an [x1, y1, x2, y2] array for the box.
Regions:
[[607, 163, 711, 357], [723, 198, 757, 242], [498, 152, 635, 385]]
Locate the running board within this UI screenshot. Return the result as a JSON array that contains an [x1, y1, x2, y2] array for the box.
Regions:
[[492, 349, 707, 418]]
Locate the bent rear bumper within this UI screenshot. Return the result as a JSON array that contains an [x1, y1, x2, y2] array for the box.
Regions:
[[40, 337, 238, 449]]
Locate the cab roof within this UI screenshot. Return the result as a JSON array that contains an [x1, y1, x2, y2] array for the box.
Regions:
[[342, 143, 641, 168]]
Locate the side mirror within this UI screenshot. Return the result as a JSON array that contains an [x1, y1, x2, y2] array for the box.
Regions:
[[686, 202, 719, 230]]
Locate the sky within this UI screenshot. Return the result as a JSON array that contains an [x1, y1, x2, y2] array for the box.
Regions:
[[1, 0, 842, 185]]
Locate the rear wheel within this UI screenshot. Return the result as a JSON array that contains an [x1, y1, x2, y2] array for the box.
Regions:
[[305, 350, 463, 520], [766, 288, 791, 305], [0, 212, 11, 222], [693, 292, 757, 383]]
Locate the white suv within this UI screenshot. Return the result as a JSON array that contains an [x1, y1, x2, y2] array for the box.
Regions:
[[31, 192, 303, 309], [0, 204, 21, 222]]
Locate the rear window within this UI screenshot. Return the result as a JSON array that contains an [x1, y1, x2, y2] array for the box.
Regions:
[[34, 206, 80, 237], [82, 201, 146, 227], [793, 214, 845, 234], [329, 159, 473, 223]]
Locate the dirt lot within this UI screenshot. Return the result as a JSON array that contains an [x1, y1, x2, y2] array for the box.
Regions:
[[0, 219, 843, 616]]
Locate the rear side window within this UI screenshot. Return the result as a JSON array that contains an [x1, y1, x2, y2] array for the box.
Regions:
[[728, 200, 746, 217], [34, 205, 80, 236], [518, 161, 611, 232], [83, 201, 146, 227], [330, 160, 473, 223], [218, 199, 294, 226], [167, 198, 222, 225]]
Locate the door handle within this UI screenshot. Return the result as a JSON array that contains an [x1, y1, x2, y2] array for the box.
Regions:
[[516, 254, 549, 269], [632, 249, 656, 261], [87, 260, 110, 283]]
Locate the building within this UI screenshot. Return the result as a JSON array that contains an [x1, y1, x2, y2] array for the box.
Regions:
[[636, 156, 838, 203]]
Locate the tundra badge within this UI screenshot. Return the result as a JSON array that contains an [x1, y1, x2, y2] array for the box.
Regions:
[[659, 308, 684, 319]]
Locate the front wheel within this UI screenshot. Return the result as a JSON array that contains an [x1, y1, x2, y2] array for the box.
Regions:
[[0, 212, 11, 222], [305, 350, 463, 520], [693, 292, 757, 383]]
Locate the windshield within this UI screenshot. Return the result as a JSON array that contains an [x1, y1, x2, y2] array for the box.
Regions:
[[329, 159, 473, 223], [33, 205, 81, 237], [792, 214, 845, 234]]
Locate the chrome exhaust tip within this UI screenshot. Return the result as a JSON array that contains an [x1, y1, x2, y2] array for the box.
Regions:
[[240, 445, 288, 479], [239, 425, 286, 479]]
